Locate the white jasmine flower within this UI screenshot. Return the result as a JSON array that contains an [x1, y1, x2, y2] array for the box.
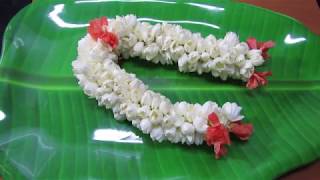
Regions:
[[247, 49, 264, 66], [196, 39, 207, 52], [235, 54, 246, 67], [200, 52, 210, 62], [159, 52, 172, 64], [122, 33, 137, 48], [83, 81, 98, 97], [159, 100, 171, 114], [210, 57, 225, 72], [113, 112, 126, 121], [234, 42, 249, 54], [171, 130, 183, 143], [221, 102, 244, 122], [186, 135, 194, 145], [112, 104, 126, 121], [143, 43, 159, 60], [151, 23, 161, 38], [172, 115, 184, 127], [193, 116, 208, 133], [108, 17, 128, 37], [240, 61, 254, 78], [194, 133, 204, 145], [217, 40, 230, 55], [155, 35, 165, 46], [125, 104, 139, 120], [150, 127, 164, 142], [99, 93, 119, 108], [162, 36, 173, 51], [134, 22, 149, 42], [184, 40, 196, 53], [151, 95, 161, 109], [132, 41, 144, 56], [164, 127, 176, 138], [141, 91, 153, 106], [174, 101, 188, 116], [140, 119, 152, 134], [124, 14, 137, 29], [181, 122, 195, 135], [188, 51, 200, 64], [170, 45, 185, 60], [178, 54, 190, 71], [149, 110, 163, 125], [201, 101, 218, 116], [205, 34, 217, 46], [90, 42, 109, 60], [72, 60, 87, 74], [137, 106, 150, 118], [224, 32, 239, 47]]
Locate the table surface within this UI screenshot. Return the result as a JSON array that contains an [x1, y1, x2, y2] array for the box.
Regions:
[[239, 0, 320, 35], [239, 1, 320, 179], [0, 0, 319, 179]]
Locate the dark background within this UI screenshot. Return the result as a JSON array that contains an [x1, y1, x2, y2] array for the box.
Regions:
[[0, 0, 319, 179], [0, 0, 31, 50]]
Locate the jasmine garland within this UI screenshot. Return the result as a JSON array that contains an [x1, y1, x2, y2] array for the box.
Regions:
[[99, 15, 274, 88], [71, 15, 270, 158]]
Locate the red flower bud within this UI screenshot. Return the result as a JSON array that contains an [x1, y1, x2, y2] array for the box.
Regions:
[[208, 112, 220, 126], [214, 143, 228, 159], [88, 17, 119, 49], [100, 32, 119, 49], [206, 112, 231, 159], [246, 38, 275, 59], [246, 71, 272, 89], [88, 17, 108, 40], [230, 122, 253, 140]]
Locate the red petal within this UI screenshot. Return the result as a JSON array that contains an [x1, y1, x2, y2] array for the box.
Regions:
[[206, 125, 231, 146], [230, 123, 253, 140], [100, 32, 119, 49], [260, 41, 275, 51], [88, 19, 102, 40], [208, 112, 220, 125], [246, 38, 258, 49], [100, 16, 108, 27], [246, 38, 275, 59], [214, 143, 228, 159], [260, 41, 275, 59], [246, 71, 272, 89], [88, 17, 109, 40], [256, 71, 272, 85], [246, 75, 259, 89]]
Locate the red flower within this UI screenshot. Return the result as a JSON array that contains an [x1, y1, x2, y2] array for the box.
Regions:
[[246, 71, 272, 89], [214, 143, 228, 159], [246, 38, 275, 59], [208, 112, 220, 125], [88, 17, 108, 40], [230, 122, 253, 140], [206, 124, 231, 146], [100, 32, 119, 49], [87, 17, 119, 49], [206, 112, 231, 159]]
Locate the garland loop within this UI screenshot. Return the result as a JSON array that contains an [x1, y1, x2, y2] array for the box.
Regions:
[[72, 15, 274, 158]]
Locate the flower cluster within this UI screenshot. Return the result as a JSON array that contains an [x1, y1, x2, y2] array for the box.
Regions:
[[206, 109, 253, 159], [72, 16, 256, 159], [102, 15, 273, 88], [88, 17, 118, 48]]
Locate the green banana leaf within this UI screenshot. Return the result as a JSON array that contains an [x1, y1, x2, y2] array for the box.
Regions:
[[0, 0, 319, 179]]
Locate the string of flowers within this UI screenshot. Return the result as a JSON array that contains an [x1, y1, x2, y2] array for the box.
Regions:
[[88, 15, 274, 89], [72, 15, 268, 158]]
